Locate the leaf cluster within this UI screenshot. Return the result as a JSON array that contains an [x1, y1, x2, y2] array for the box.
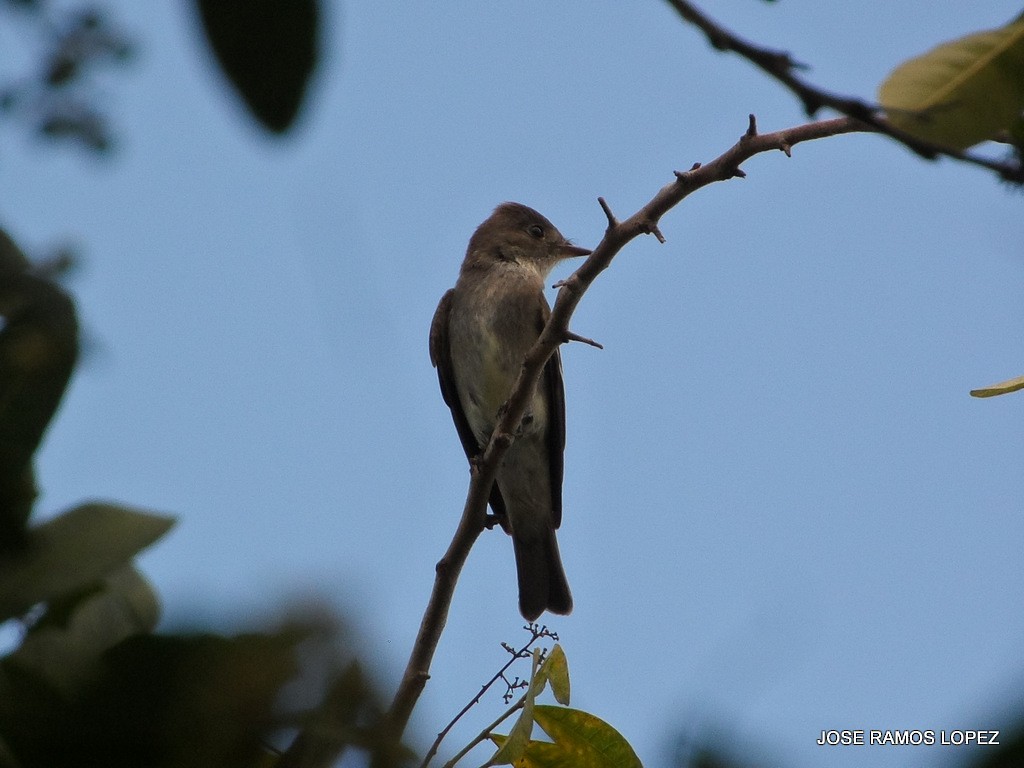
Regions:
[[0, 0, 322, 153], [484, 645, 640, 768]]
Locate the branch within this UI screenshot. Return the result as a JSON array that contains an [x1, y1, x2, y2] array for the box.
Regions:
[[663, 0, 1024, 183], [277, 115, 867, 768], [379, 113, 864, 749], [419, 629, 548, 768], [441, 698, 524, 768], [280, 116, 863, 768]]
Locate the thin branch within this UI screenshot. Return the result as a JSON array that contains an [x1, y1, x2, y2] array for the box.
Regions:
[[663, 0, 1024, 183], [385, 471, 494, 736], [441, 699, 525, 768], [274, 116, 862, 768], [247, 115, 873, 768], [419, 629, 548, 768], [381, 113, 864, 750]]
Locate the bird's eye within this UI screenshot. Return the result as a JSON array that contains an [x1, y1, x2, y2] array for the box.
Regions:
[[527, 224, 544, 239]]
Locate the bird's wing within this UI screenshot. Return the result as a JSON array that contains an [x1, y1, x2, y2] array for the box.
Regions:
[[538, 296, 566, 529], [430, 288, 507, 517]]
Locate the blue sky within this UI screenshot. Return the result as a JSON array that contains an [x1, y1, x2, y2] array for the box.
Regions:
[[4, 2, 1024, 767]]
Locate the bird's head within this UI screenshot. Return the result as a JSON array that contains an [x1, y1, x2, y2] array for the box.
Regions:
[[462, 202, 590, 278]]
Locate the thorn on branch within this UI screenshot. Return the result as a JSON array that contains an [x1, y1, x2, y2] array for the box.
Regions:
[[646, 222, 667, 244], [732, 168, 747, 179], [674, 162, 701, 182], [563, 330, 604, 350], [598, 196, 618, 229], [784, 52, 810, 72], [745, 114, 758, 138], [780, 142, 792, 157]]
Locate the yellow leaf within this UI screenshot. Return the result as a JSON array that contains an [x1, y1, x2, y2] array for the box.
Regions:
[[539, 645, 570, 706], [878, 17, 1024, 149], [527, 706, 641, 768], [970, 373, 1024, 397]]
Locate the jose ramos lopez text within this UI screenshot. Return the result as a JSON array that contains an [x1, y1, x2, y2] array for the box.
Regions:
[[817, 730, 999, 746]]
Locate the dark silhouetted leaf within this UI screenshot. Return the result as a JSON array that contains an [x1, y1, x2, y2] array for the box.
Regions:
[[0, 232, 78, 548], [1, 630, 302, 768], [194, 0, 321, 133]]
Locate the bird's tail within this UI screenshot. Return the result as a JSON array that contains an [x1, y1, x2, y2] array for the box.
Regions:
[[513, 529, 573, 622]]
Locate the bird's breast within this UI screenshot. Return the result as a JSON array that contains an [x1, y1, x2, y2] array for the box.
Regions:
[[449, 273, 546, 442]]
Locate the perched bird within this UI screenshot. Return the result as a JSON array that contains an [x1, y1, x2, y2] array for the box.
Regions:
[[429, 202, 590, 621]]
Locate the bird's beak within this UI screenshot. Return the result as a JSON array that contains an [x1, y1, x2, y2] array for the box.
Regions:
[[559, 243, 591, 258]]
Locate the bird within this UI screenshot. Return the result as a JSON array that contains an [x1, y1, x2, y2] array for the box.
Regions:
[[429, 202, 589, 621]]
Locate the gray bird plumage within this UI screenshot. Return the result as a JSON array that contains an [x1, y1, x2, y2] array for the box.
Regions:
[[429, 202, 589, 620]]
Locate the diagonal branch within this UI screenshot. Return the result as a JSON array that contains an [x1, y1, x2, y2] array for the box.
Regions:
[[663, 0, 1024, 183], [381, 114, 866, 750]]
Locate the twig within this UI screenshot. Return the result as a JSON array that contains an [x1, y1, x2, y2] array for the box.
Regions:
[[441, 699, 525, 768], [419, 628, 549, 768], [562, 330, 603, 350], [663, 0, 1024, 183]]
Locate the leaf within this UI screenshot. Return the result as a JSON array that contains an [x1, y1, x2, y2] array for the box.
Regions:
[[0, 228, 31, 274], [0, 503, 175, 621], [0, 630, 303, 768], [538, 644, 570, 706], [0, 235, 79, 547], [1009, 114, 1024, 150], [970, 373, 1024, 397], [526, 706, 643, 768], [6, 566, 160, 694], [878, 17, 1024, 150], [194, 0, 321, 133]]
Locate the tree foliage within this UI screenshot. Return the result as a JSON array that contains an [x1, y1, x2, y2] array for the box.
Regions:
[[2, 3, 1023, 768]]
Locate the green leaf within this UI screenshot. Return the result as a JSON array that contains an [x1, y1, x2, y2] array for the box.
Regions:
[[525, 705, 643, 768], [539, 644, 570, 706], [970, 373, 1024, 397], [0, 503, 175, 621], [6, 566, 160, 694], [878, 17, 1024, 150]]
